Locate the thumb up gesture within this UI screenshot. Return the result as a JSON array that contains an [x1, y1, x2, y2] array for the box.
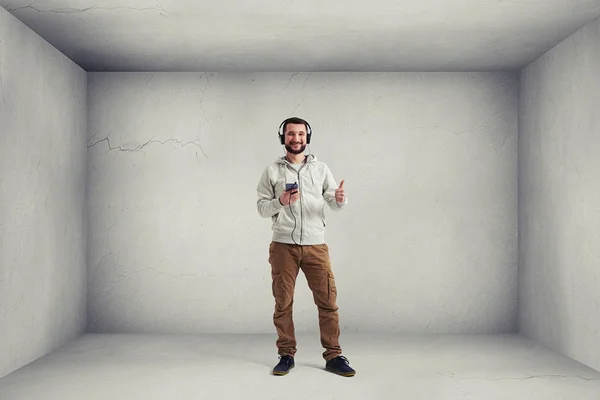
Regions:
[[335, 180, 346, 203]]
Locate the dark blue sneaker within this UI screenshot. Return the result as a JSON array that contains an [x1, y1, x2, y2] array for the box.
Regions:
[[326, 355, 356, 377], [272, 355, 295, 375]]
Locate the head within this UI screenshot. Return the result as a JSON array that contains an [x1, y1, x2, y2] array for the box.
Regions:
[[279, 117, 311, 155]]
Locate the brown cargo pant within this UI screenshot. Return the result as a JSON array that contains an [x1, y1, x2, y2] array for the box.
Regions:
[[268, 241, 342, 361]]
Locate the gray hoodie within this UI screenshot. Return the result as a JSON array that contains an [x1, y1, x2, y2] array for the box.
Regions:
[[256, 154, 348, 245]]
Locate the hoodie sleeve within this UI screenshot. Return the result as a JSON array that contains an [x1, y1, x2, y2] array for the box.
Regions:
[[257, 166, 285, 218], [323, 164, 348, 211]]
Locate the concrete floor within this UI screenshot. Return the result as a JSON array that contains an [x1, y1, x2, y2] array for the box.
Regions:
[[1, 333, 599, 399]]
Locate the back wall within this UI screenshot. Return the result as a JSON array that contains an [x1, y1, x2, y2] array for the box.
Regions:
[[86, 72, 518, 335]]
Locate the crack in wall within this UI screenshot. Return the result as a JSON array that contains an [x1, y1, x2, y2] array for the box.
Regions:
[[86, 134, 209, 158], [412, 106, 514, 154], [413, 124, 466, 136], [90, 214, 209, 296], [194, 126, 210, 159], [300, 72, 313, 91], [6, 4, 174, 16], [90, 218, 119, 297], [290, 72, 313, 114], [198, 72, 212, 135], [143, 73, 155, 91], [496, 131, 511, 150], [87, 131, 100, 143], [439, 372, 600, 382], [285, 72, 300, 89], [475, 106, 511, 133], [95, 219, 118, 273], [292, 92, 309, 115], [87, 73, 212, 160]]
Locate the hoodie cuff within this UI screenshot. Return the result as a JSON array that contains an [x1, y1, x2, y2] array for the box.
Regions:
[[336, 197, 348, 208]]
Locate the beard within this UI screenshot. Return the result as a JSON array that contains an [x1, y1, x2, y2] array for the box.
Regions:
[[285, 143, 306, 154]]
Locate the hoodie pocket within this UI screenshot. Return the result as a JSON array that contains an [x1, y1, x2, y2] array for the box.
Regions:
[[273, 212, 282, 226]]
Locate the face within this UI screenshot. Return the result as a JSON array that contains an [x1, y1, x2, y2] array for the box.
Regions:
[[284, 123, 307, 154]]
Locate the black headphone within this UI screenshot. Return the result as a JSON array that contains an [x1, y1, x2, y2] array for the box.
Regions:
[[278, 118, 312, 145]]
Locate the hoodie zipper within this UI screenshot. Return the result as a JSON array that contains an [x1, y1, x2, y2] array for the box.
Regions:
[[283, 156, 311, 245], [297, 167, 304, 245], [286, 159, 306, 245]]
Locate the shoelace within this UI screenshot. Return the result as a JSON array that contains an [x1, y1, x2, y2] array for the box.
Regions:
[[279, 356, 293, 365], [334, 356, 349, 365]]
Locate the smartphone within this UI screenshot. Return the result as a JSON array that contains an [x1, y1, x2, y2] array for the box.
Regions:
[[286, 182, 298, 192]]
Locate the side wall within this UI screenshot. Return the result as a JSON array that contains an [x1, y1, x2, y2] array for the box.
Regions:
[[0, 7, 88, 378], [519, 16, 600, 372]]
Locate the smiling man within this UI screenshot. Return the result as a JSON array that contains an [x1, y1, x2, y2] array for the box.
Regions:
[[256, 116, 356, 377]]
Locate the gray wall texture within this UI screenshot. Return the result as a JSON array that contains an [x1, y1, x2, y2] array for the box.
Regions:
[[86, 71, 518, 335], [0, 8, 87, 378], [519, 16, 600, 372]]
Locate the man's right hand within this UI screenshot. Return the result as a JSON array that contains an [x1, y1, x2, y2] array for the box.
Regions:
[[279, 189, 300, 206]]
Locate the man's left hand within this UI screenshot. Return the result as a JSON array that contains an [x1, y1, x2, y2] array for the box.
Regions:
[[335, 180, 345, 203]]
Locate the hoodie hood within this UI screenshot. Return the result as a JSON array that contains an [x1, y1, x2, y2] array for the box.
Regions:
[[275, 153, 317, 185], [274, 153, 317, 165]]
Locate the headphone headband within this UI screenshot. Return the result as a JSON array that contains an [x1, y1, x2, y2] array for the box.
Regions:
[[278, 118, 312, 145]]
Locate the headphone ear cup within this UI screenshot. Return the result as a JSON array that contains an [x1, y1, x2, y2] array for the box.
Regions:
[[307, 134, 311, 144], [278, 120, 286, 145]]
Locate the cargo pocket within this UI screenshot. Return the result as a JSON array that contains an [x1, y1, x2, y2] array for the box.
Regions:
[[327, 272, 337, 302], [272, 273, 282, 302]]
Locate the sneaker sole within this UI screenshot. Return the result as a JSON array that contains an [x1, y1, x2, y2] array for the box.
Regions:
[[326, 366, 356, 377], [272, 365, 294, 375]]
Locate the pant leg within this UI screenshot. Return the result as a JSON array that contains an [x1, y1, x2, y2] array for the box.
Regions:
[[268, 241, 301, 357], [300, 243, 342, 361]]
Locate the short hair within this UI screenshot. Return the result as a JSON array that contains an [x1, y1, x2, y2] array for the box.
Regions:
[[282, 117, 309, 134]]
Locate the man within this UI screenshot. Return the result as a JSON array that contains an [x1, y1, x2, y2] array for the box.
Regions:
[[256, 116, 356, 377]]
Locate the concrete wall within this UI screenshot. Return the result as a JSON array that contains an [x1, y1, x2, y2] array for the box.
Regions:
[[519, 17, 600, 372], [0, 8, 87, 378], [87, 71, 518, 335]]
